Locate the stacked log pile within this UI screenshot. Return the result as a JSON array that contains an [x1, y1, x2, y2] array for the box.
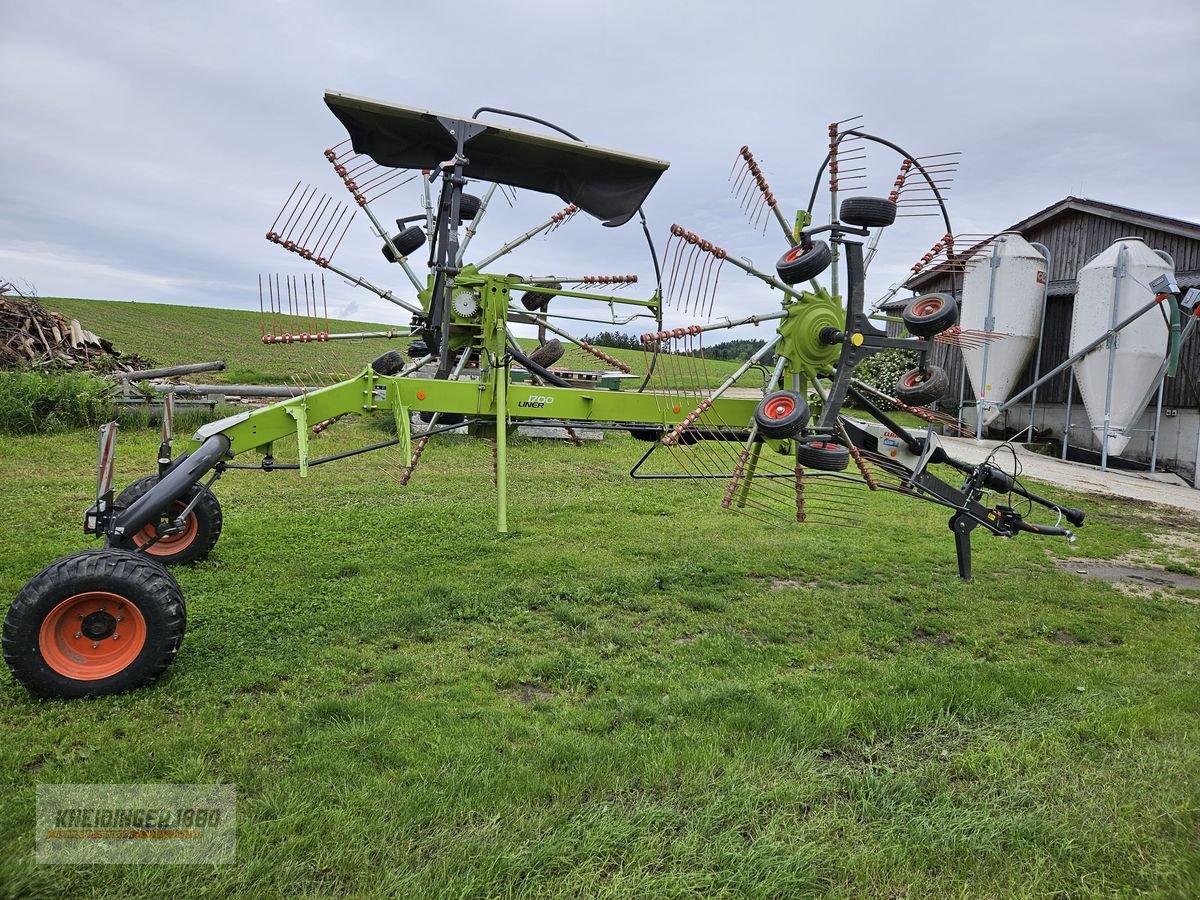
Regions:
[[0, 286, 147, 372]]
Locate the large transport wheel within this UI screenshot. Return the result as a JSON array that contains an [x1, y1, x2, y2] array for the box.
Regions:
[[2, 549, 186, 698], [372, 350, 408, 375], [527, 338, 565, 368], [894, 365, 949, 406], [457, 193, 482, 221], [796, 440, 850, 471], [775, 240, 832, 285], [839, 196, 897, 228], [381, 225, 426, 263], [754, 390, 810, 439], [902, 293, 958, 338], [110, 476, 222, 566]]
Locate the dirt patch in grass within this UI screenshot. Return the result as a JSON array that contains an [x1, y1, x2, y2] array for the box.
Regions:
[[912, 627, 954, 646], [754, 577, 821, 590], [498, 682, 556, 704], [1058, 560, 1200, 602]]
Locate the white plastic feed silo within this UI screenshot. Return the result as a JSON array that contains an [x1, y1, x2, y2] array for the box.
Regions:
[[1070, 237, 1172, 459], [960, 232, 1048, 427]]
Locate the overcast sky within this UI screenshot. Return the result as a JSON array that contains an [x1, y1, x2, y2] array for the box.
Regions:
[[2, 0, 1197, 344]]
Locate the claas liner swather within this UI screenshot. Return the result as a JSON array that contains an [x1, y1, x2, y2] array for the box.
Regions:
[[4, 92, 1089, 698]]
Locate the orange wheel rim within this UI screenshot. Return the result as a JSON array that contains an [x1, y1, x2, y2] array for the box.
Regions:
[[39, 591, 147, 680], [132, 501, 198, 556], [765, 396, 796, 420], [783, 245, 807, 262], [912, 296, 944, 317]]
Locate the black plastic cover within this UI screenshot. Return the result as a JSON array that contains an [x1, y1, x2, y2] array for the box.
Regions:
[[325, 91, 669, 227]]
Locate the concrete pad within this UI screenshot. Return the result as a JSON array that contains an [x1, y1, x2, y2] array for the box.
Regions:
[[938, 435, 1200, 513]]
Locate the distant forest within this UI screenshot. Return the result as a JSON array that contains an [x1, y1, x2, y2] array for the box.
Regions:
[[580, 332, 771, 362]]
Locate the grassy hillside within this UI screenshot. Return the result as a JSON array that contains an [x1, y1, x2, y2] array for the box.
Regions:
[[44, 297, 751, 390], [46, 297, 404, 386]]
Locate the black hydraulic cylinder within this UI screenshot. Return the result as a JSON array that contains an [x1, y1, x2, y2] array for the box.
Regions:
[[109, 434, 230, 539]]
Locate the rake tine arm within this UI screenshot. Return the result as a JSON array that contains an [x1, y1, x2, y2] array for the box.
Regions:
[[456, 183, 498, 265], [475, 204, 577, 271]]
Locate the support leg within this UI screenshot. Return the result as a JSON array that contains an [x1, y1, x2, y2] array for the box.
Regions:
[[496, 359, 508, 533], [949, 513, 976, 581]]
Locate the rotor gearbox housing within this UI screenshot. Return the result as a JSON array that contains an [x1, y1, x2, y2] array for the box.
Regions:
[[775, 289, 844, 377]]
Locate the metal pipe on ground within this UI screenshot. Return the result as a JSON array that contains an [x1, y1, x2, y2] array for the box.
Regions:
[[143, 383, 313, 398], [113, 361, 226, 380]]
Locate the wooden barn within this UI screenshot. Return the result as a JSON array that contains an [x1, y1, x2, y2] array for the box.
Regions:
[[888, 197, 1200, 483]]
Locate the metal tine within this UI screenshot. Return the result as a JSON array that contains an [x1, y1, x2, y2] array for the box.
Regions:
[[667, 241, 689, 308], [731, 155, 754, 197], [296, 194, 333, 253], [705, 250, 725, 318], [694, 249, 716, 318], [324, 209, 358, 264], [366, 171, 419, 204], [676, 243, 701, 312], [344, 156, 378, 179], [690, 252, 714, 316], [312, 204, 348, 261], [276, 185, 315, 242], [257, 274, 268, 340], [268, 181, 302, 237], [354, 165, 403, 193], [674, 246, 698, 312], [284, 186, 322, 245]]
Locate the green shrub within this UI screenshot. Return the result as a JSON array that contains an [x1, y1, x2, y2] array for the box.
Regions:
[[0, 371, 115, 434], [851, 348, 918, 398]]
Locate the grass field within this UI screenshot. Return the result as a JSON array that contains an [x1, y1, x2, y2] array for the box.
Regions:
[[2, 414, 1199, 896], [45, 296, 751, 391]]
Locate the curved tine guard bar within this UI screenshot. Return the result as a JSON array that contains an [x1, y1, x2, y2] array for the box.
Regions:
[[816, 239, 929, 429], [106, 435, 230, 540]]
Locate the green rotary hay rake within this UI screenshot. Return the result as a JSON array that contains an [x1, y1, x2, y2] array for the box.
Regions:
[[3, 92, 1085, 698]]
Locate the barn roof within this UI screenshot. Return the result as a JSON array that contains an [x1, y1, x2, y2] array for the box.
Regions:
[[905, 196, 1200, 293], [1008, 196, 1200, 242]]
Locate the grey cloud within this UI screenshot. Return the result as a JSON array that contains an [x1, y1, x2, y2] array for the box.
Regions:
[[2, 0, 1197, 340]]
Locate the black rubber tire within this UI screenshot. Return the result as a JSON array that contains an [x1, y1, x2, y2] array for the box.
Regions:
[[629, 427, 662, 443], [110, 475, 222, 566], [381, 226, 426, 263], [3, 549, 186, 699], [894, 365, 949, 406], [839, 196, 897, 228], [796, 440, 850, 471], [527, 339, 564, 368], [458, 193, 481, 221], [902, 293, 958, 338], [753, 390, 810, 440], [371, 350, 407, 375], [521, 281, 560, 312], [775, 240, 832, 285]]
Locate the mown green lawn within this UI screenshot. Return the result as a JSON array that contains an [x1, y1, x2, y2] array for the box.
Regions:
[[1, 421, 1198, 897]]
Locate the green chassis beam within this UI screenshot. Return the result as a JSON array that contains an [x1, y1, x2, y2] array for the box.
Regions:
[[189, 368, 761, 458]]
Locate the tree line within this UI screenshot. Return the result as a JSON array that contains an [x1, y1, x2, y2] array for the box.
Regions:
[[580, 332, 771, 362]]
